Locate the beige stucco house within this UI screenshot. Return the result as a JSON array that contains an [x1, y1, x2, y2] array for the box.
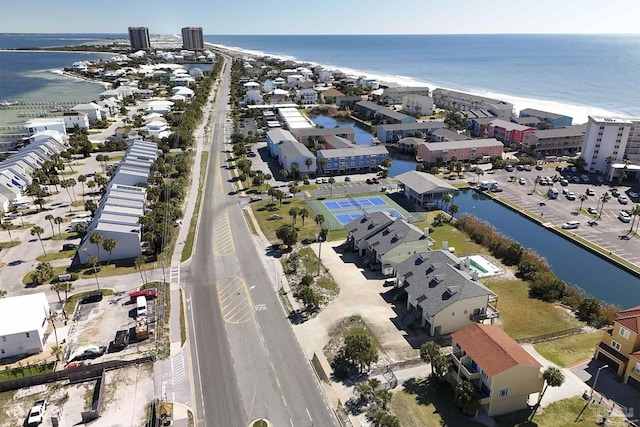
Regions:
[[451, 323, 544, 416]]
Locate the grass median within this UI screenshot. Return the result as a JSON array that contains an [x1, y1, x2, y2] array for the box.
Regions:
[[181, 151, 209, 262]]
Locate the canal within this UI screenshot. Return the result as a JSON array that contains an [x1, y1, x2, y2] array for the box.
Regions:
[[453, 189, 640, 308], [310, 113, 640, 308]]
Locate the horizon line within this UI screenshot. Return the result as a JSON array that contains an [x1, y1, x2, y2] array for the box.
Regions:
[[2, 32, 640, 36]]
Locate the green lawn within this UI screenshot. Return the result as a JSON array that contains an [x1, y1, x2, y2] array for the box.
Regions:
[[390, 378, 483, 427], [534, 332, 602, 367], [36, 250, 75, 262], [23, 259, 156, 286], [252, 199, 329, 244], [64, 289, 114, 316], [426, 221, 491, 257], [494, 397, 613, 427], [0, 240, 21, 249], [0, 362, 55, 382], [486, 278, 583, 340], [181, 151, 209, 262]]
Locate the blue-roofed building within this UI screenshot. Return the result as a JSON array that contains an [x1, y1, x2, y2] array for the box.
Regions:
[[266, 128, 297, 158], [317, 145, 389, 175], [519, 108, 572, 128]]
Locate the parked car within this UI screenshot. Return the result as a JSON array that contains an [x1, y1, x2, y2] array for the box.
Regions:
[[80, 292, 103, 304], [587, 207, 598, 215], [535, 164, 543, 171], [344, 176, 351, 182], [27, 399, 47, 426], [490, 184, 503, 192], [581, 174, 590, 183], [249, 195, 262, 202], [129, 289, 157, 301], [629, 191, 639, 199], [561, 221, 580, 229], [322, 178, 329, 183], [315, 178, 322, 184], [618, 195, 629, 204], [523, 164, 532, 171], [619, 211, 632, 223], [267, 214, 282, 220], [572, 176, 581, 183], [565, 192, 576, 200], [505, 165, 514, 172], [570, 166, 578, 172], [285, 193, 294, 198], [611, 189, 620, 197], [585, 188, 595, 196], [111, 330, 130, 351], [518, 177, 526, 185], [62, 243, 78, 251], [516, 165, 524, 171], [560, 179, 569, 186], [597, 176, 604, 183], [67, 345, 106, 362]]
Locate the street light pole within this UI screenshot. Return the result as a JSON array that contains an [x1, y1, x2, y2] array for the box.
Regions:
[[590, 364, 608, 399]]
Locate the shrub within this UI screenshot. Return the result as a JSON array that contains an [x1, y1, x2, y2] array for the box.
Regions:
[[577, 297, 601, 323], [528, 272, 567, 302]]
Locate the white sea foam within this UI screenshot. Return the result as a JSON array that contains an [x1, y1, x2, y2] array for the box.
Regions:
[[209, 42, 629, 124]]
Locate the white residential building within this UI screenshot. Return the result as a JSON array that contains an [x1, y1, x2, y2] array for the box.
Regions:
[[278, 140, 316, 176], [25, 118, 67, 136], [61, 112, 90, 130], [244, 90, 263, 104], [318, 69, 332, 83], [286, 74, 304, 86], [0, 293, 51, 358], [263, 79, 274, 92], [296, 89, 318, 105], [72, 102, 107, 120], [581, 116, 634, 179], [402, 94, 435, 116]]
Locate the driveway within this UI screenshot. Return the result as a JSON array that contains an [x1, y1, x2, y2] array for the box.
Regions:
[[571, 358, 640, 418], [298, 241, 423, 362]]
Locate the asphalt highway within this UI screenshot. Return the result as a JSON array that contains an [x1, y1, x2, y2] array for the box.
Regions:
[[183, 56, 338, 427]]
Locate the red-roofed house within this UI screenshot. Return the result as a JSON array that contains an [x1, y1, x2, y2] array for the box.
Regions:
[[451, 323, 544, 416], [595, 306, 640, 389], [487, 119, 536, 146]]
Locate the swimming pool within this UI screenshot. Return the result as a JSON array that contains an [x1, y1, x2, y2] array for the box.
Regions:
[[461, 255, 504, 278]]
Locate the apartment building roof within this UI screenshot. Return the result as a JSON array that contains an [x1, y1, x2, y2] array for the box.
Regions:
[[520, 108, 568, 120]]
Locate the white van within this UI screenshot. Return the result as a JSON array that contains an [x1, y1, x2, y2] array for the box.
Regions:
[[136, 295, 148, 317]]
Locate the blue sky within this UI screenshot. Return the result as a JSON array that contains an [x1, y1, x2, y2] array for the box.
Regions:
[[2, 0, 639, 34]]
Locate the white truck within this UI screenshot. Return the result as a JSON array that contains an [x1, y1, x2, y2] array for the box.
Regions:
[[27, 399, 47, 425]]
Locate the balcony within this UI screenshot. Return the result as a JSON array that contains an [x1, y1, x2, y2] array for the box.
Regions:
[[471, 304, 500, 322], [450, 353, 481, 380]]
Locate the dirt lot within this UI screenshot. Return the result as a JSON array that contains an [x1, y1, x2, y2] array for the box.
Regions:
[[66, 292, 155, 365], [0, 363, 154, 427]]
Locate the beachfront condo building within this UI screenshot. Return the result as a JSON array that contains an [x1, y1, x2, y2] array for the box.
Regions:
[[519, 108, 572, 128], [432, 88, 514, 119], [523, 125, 586, 158], [182, 27, 204, 50], [581, 116, 640, 181], [487, 119, 536, 146], [128, 27, 151, 51], [416, 138, 503, 165]]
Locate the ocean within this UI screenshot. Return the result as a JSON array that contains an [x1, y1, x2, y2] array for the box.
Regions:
[[205, 34, 640, 123], [1, 33, 639, 127]]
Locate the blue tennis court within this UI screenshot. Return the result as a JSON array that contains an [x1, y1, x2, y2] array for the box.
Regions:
[[323, 196, 387, 211], [335, 209, 403, 225]]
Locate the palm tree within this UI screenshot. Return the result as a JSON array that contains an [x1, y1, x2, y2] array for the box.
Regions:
[[0, 289, 6, 298], [317, 157, 327, 174], [474, 167, 484, 183], [578, 194, 588, 212], [305, 158, 313, 172], [314, 214, 325, 276], [442, 193, 453, 211], [529, 367, 565, 420], [31, 226, 46, 256], [135, 255, 147, 285], [289, 207, 299, 226], [102, 238, 117, 265], [598, 191, 611, 218], [449, 204, 459, 218], [291, 162, 299, 179], [54, 217, 63, 237], [533, 176, 540, 193], [354, 380, 374, 404], [89, 231, 103, 259], [45, 214, 55, 236], [328, 177, 336, 197], [605, 155, 615, 181], [50, 282, 65, 305], [48, 312, 59, 346], [455, 379, 476, 415], [619, 158, 631, 184], [420, 341, 441, 376], [629, 204, 640, 233], [299, 208, 309, 226], [2, 221, 14, 246], [88, 256, 101, 290], [86, 180, 96, 198], [51, 345, 63, 361], [60, 282, 74, 302], [77, 174, 87, 202]]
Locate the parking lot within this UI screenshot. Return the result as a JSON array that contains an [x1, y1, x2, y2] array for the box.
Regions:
[[483, 165, 640, 266], [66, 292, 155, 365]]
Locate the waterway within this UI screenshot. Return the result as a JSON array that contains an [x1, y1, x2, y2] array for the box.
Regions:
[[309, 113, 640, 308], [309, 114, 416, 177], [452, 189, 639, 308]]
